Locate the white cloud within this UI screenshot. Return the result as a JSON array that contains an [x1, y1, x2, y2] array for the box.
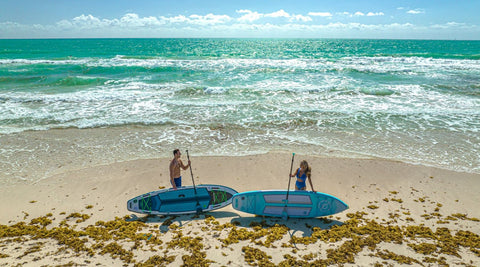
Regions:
[[71, 14, 105, 28], [407, 9, 425, 14], [340, 11, 384, 18], [158, 14, 231, 25], [308, 12, 333, 17], [237, 9, 311, 23], [292, 15, 312, 22], [265, 9, 290, 18], [0, 10, 478, 39], [236, 9, 263, 22], [188, 13, 232, 25], [367, 12, 384, 17], [161, 15, 189, 24], [119, 13, 162, 27], [431, 22, 472, 29], [58, 13, 165, 29]]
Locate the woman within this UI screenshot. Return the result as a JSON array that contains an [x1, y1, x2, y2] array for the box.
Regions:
[[290, 160, 315, 192]]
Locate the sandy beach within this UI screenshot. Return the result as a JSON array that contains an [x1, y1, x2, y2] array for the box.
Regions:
[[1, 152, 479, 266], [1, 12, 480, 267]]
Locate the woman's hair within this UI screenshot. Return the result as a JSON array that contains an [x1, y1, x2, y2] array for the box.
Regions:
[[301, 160, 311, 177]]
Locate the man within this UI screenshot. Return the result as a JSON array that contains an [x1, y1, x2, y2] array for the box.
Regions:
[[169, 149, 190, 190]]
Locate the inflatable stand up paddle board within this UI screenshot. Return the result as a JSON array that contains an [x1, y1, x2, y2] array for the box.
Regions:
[[127, 184, 238, 215], [232, 190, 348, 218]]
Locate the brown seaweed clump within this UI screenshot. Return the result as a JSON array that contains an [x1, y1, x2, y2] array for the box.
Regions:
[[220, 222, 288, 248], [66, 212, 91, 223], [134, 254, 175, 267], [408, 242, 437, 255], [166, 231, 214, 266], [242, 246, 274, 266], [375, 249, 420, 265], [99, 241, 135, 263]]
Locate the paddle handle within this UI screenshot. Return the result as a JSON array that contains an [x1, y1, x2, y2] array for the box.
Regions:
[[286, 153, 295, 201], [186, 150, 197, 194]]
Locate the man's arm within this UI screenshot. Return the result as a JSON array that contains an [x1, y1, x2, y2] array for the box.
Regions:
[[179, 159, 190, 170]]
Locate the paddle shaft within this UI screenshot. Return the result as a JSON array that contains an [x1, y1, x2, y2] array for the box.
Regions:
[[186, 150, 197, 195], [285, 153, 295, 202]]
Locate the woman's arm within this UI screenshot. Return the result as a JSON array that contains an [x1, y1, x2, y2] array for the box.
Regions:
[[290, 168, 299, 178], [308, 174, 315, 192]]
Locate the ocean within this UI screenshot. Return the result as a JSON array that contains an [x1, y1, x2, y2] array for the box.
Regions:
[[0, 38, 479, 182]]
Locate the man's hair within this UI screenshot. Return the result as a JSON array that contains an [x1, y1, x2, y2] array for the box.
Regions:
[[173, 149, 180, 156]]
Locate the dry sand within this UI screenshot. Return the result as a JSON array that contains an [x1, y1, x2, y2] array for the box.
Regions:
[[1, 152, 479, 266]]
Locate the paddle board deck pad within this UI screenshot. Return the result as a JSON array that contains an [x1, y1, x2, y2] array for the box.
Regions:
[[127, 184, 238, 215], [232, 190, 348, 218]]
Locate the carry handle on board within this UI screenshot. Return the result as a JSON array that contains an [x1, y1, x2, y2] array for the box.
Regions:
[[186, 150, 202, 213], [283, 152, 295, 220]]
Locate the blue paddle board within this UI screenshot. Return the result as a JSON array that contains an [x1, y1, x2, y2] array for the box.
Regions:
[[232, 190, 348, 218], [127, 184, 238, 215]]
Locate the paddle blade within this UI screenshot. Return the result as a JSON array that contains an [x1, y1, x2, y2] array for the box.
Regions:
[[281, 208, 288, 220]]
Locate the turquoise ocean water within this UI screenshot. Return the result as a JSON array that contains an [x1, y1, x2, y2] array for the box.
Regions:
[[0, 39, 479, 180]]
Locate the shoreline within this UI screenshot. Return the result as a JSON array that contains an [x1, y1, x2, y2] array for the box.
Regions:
[[1, 153, 479, 266], [1, 127, 478, 187]]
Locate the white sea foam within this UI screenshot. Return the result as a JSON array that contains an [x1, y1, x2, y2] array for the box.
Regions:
[[1, 52, 479, 177]]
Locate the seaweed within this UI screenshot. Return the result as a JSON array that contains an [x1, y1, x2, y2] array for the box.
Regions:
[[1, 201, 479, 266]]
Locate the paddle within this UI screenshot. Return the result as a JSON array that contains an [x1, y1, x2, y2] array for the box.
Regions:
[[186, 150, 202, 214], [282, 152, 295, 220]]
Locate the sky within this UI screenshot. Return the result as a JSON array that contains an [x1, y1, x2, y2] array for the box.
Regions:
[[1, 0, 479, 39]]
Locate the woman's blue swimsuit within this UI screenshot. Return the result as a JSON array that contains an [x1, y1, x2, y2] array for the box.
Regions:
[[295, 169, 307, 190]]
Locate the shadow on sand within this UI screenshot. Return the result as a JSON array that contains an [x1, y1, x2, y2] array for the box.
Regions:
[[125, 211, 240, 233], [231, 215, 344, 236], [126, 210, 344, 236]]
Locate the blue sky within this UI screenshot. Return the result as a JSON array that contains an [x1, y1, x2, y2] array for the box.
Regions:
[[1, 0, 479, 39]]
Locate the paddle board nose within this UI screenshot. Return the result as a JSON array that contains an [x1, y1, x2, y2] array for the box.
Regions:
[[232, 194, 254, 213], [127, 198, 138, 212]]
